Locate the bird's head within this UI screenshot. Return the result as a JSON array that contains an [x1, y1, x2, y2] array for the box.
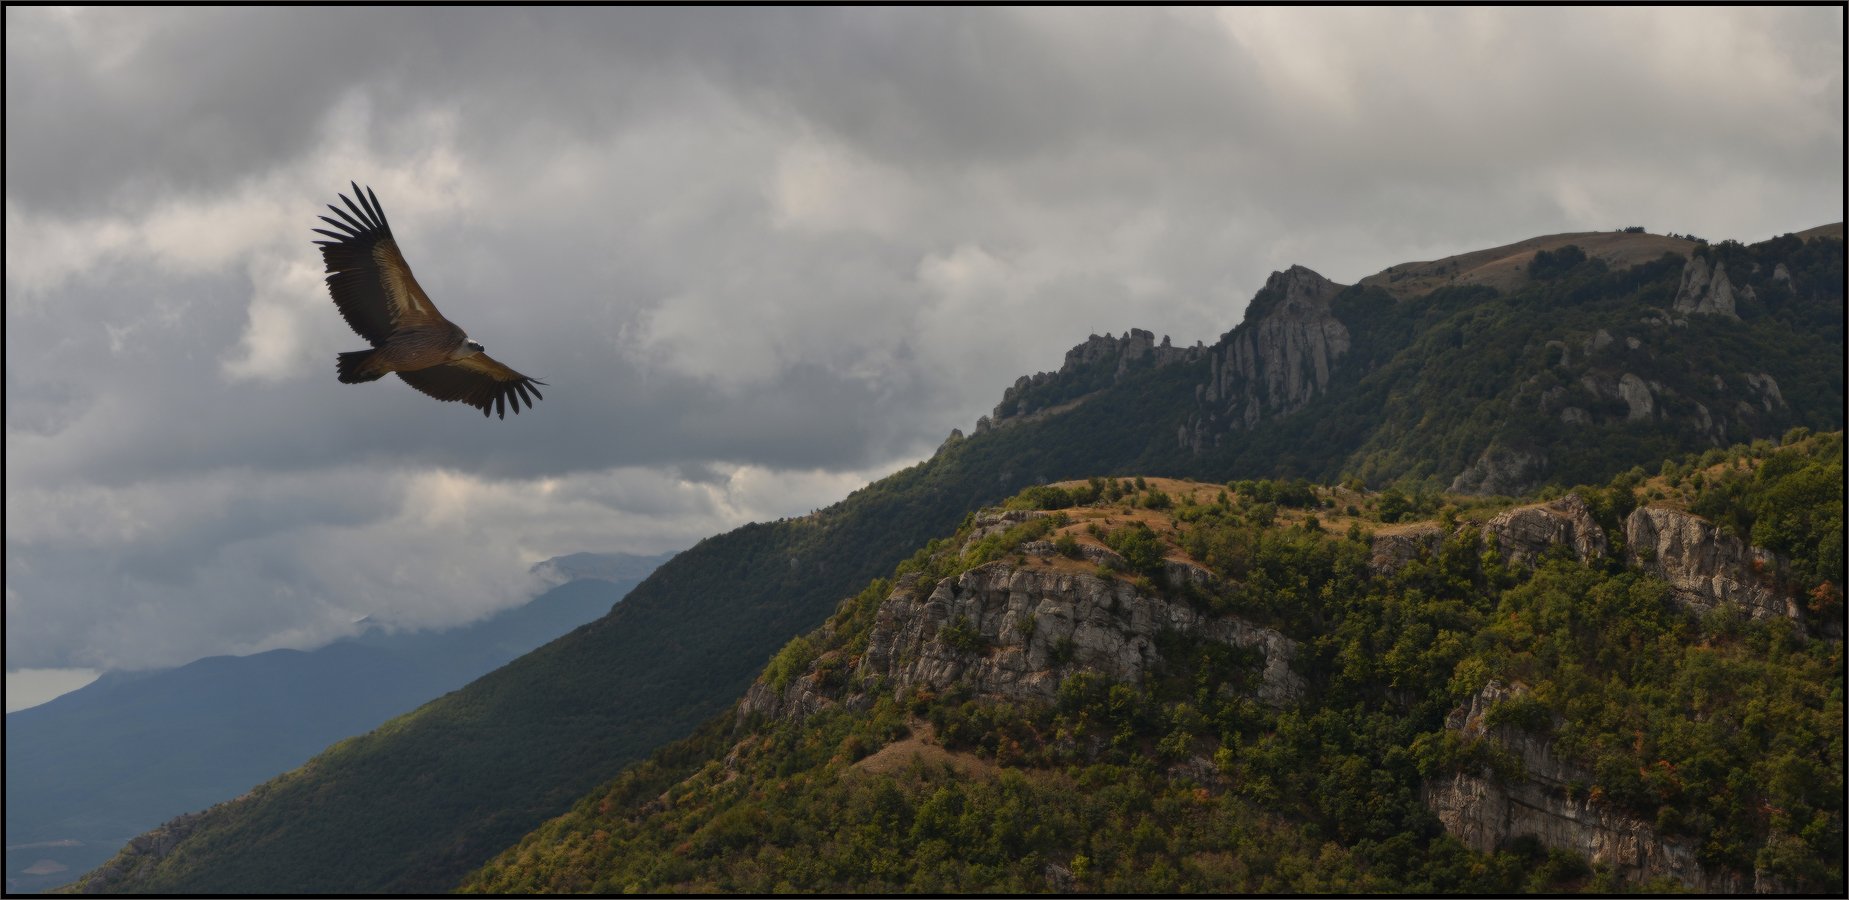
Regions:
[[453, 338, 486, 359]]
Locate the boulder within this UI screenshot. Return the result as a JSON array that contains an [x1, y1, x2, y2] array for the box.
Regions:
[[1617, 373, 1655, 421]]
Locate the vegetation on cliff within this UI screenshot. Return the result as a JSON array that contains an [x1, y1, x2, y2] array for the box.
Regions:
[[463, 434, 1843, 894]]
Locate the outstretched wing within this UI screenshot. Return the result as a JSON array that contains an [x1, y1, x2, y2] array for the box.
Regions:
[[396, 355, 546, 419], [311, 182, 447, 347]]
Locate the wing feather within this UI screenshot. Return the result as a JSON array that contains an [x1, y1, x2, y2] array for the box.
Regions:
[[311, 182, 446, 346], [395, 355, 546, 419]]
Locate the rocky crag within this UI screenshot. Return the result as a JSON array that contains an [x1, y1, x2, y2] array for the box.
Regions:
[[743, 511, 1305, 725], [978, 227, 1834, 497], [1481, 494, 1610, 566], [1671, 255, 1745, 320], [1405, 494, 1824, 892], [978, 328, 1203, 433], [1179, 265, 1351, 452], [1625, 505, 1813, 629], [1367, 493, 1608, 575], [1424, 680, 1770, 893]]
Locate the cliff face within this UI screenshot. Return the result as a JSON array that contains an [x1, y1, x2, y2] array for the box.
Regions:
[[1425, 681, 1769, 893], [1367, 523, 1446, 575], [1481, 494, 1609, 566], [1672, 255, 1744, 320], [1449, 444, 1550, 495], [1366, 493, 1608, 575], [1181, 265, 1351, 452], [862, 561, 1304, 709], [742, 549, 1305, 724], [1624, 505, 1807, 626]]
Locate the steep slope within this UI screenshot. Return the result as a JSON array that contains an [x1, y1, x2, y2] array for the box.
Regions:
[[74, 226, 1842, 894], [461, 436, 1841, 893], [4, 554, 669, 894]]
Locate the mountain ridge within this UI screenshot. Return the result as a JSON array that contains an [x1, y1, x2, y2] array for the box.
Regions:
[[458, 435, 1841, 893], [5, 552, 671, 894], [71, 224, 1843, 894]]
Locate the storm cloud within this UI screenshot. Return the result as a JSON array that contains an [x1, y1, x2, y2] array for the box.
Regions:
[[5, 7, 1842, 676]]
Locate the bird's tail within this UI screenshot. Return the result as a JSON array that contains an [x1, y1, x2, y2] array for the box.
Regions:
[[337, 350, 386, 384]]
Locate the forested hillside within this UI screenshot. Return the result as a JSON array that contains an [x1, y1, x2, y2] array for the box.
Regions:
[[465, 434, 1842, 894], [73, 227, 1843, 894], [6, 556, 669, 894]]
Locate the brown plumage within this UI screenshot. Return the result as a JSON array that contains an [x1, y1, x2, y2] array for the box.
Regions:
[[313, 183, 544, 419]]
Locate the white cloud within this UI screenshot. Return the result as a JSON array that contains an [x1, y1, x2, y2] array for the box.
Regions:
[[3, 456, 904, 671], [5, 667, 103, 713]]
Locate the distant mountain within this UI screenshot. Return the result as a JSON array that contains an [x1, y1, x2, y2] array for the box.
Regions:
[[3, 551, 672, 893], [529, 551, 676, 585], [74, 226, 1843, 894]]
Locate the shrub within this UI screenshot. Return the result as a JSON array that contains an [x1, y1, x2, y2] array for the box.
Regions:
[[938, 615, 988, 654]]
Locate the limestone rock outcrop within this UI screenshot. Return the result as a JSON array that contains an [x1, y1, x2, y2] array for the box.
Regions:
[[739, 665, 837, 726], [1617, 373, 1656, 422], [1624, 506, 1803, 624], [987, 329, 1203, 428], [1449, 444, 1549, 495], [1741, 372, 1785, 412], [744, 556, 1313, 728], [1425, 681, 1765, 892], [1206, 266, 1349, 427], [1671, 256, 1742, 319], [1368, 523, 1445, 575], [858, 562, 1306, 710], [1481, 494, 1608, 566], [1181, 266, 1351, 451]]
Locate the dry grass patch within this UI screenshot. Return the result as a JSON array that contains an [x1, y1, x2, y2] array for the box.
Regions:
[[1359, 230, 1698, 300], [851, 719, 998, 779]]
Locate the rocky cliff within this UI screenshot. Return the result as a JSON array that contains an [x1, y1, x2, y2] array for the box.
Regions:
[[1481, 494, 1609, 566], [742, 543, 1306, 724], [1624, 505, 1807, 626], [1672, 255, 1744, 320], [1180, 265, 1351, 452], [1367, 493, 1608, 575], [1425, 681, 1768, 893], [1367, 522, 1447, 575], [864, 561, 1302, 708], [980, 328, 1202, 431]]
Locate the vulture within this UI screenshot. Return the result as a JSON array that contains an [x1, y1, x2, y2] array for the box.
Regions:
[[312, 183, 544, 418]]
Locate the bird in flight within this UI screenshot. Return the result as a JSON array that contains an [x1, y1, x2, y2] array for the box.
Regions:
[[312, 183, 544, 418]]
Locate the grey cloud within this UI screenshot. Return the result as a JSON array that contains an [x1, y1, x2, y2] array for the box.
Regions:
[[5, 7, 1840, 673]]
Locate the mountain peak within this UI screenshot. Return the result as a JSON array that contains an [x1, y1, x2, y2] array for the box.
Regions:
[[1245, 265, 1343, 324]]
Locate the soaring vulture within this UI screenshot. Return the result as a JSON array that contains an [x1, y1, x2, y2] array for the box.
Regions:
[[312, 183, 544, 418]]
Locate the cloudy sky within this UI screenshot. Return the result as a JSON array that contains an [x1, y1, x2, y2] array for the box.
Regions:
[[5, 7, 1842, 701]]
